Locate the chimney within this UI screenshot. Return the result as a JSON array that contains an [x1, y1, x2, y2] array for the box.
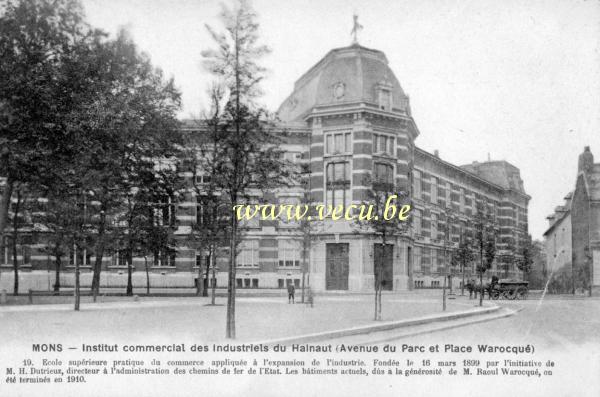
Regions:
[[578, 146, 594, 174], [434, 150, 439, 158]]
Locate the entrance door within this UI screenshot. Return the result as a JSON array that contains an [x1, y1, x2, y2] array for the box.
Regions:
[[374, 244, 393, 290], [326, 243, 349, 290]]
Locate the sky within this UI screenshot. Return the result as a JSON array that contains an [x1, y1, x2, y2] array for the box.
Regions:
[[81, 0, 600, 240]]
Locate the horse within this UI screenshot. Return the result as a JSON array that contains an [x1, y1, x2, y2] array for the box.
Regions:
[[466, 277, 498, 300]]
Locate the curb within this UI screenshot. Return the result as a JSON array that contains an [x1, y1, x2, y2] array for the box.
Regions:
[[255, 304, 501, 346], [349, 306, 522, 345]]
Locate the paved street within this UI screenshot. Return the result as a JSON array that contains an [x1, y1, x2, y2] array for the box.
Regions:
[[2, 291, 598, 347], [0, 291, 473, 344], [330, 295, 600, 349], [405, 297, 600, 348]]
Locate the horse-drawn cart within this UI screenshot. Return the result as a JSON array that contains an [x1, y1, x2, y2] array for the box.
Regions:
[[489, 279, 529, 300]]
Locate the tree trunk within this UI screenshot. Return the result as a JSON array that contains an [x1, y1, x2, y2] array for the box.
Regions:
[[74, 250, 80, 311], [226, 213, 237, 339], [301, 239, 307, 303], [203, 251, 211, 298], [442, 273, 447, 311], [126, 250, 133, 296], [479, 271, 483, 307], [11, 187, 21, 296], [144, 256, 150, 295], [461, 264, 465, 296], [12, 232, 18, 296], [373, 280, 378, 321], [211, 248, 216, 305], [0, 179, 14, 264], [197, 245, 204, 296], [374, 240, 385, 321], [53, 253, 61, 294], [91, 210, 106, 302]]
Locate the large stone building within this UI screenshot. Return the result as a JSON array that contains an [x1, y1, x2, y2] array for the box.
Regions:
[[0, 43, 530, 293], [543, 192, 572, 273], [544, 146, 600, 293]]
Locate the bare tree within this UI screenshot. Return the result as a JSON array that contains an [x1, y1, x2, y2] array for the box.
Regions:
[[354, 173, 410, 321], [202, 0, 289, 338]]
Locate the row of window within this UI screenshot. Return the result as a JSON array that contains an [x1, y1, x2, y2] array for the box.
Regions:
[[235, 240, 304, 268], [234, 278, 301, 289], [0, 238, 304, 269], [324, 132, 397, 157], [413, 170, 527, 222], [414, 280, 466, 289]]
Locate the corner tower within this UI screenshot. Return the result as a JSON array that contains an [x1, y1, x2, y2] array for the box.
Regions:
[[278, 44, 419, 291]]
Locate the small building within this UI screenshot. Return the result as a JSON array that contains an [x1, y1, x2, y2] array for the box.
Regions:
[[543, 146, 600, 294]]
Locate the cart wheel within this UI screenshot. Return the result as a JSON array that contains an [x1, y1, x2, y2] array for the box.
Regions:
[[515, 287, 528, 300]]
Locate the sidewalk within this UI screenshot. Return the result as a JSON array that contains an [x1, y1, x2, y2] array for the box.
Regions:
[[0, 293, 496, 343]]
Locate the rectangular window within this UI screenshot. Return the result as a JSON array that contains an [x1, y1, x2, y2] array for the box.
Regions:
[[279, 240, 300, 267], [326, 161, 351, 209], [413, 209, 422, 236], [154, 249, 176, 267], [278, 196, 300, 227], [113, 250, 128, 267], [278, 279, 284, 289], [325, 132, 351, 155], [374, 162, 394, 187], [236, 279, 243, 288], [379, 89, 392, 110], [70, 246, 92, 267], [154, 195, 175, 227], [252, 279, 259, 288], [237, 240, 259, 267], [413, 247, 422, 273], [413, 170, 421, 199], [372, 133, 394, 156], [430, 177, 437, 203]]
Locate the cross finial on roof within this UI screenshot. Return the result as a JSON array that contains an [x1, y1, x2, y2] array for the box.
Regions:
[[351, 14, 363, 45]]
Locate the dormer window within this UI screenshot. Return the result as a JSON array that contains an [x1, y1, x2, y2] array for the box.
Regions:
[[376, 80, 393, 111], [378, 89, 392, 110]]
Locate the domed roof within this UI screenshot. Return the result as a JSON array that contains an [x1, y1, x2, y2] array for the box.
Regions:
[[277, 44, 409, 122]]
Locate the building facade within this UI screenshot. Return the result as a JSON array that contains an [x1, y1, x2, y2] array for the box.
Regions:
[[544, 147, 600, 294], [543, 192, 572, 274], [0, 44, 530, 293]]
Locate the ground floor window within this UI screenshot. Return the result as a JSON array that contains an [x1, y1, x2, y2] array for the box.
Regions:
[[278, 278, 300, 288], [197, 277, 217, 288], [112, 249, 128, 267], [154, 249, 176, 267], [237, 278, 259, 288], [1, 237, 32, 267], [70, 245, 92, 267]]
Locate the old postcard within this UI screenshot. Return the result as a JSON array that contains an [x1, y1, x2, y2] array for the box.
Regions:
[[0, 0, 599, 396]]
